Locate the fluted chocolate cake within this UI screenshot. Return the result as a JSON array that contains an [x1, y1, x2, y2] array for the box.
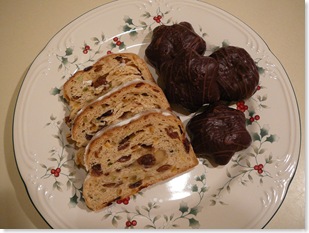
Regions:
[[210, 46, 259, 102], [145, 22, 206, 70], [160, 49, 220, 111], [187, 102, 252, 165]]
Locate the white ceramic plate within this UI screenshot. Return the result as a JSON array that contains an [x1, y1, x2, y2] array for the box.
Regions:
[[13, 0, 301, 229]]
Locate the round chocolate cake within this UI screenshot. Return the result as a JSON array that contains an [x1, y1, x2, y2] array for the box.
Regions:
[[210, 46, 259, 102], [187, 103, 252, 165]]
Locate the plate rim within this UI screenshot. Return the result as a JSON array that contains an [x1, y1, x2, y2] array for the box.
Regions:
[[12, 0, 302, 229]]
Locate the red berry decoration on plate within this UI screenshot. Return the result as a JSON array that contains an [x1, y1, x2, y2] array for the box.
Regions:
[[254, 164, 264, 174], [112, 37, 122, 46], [236, 100, 248, 112], [116, 199, 122, 204], [125, 220, 131, 227], [131, 220, 137, 226], [153, 15, 162, 23], [122, 197, 130, 205], [83, 44, 91, 54], [116, 196, 130, 205], [249, 115, 260, 122], [254, 115, 260, 121], [125, 219, 137, 228], [51, 167, 61, 177]]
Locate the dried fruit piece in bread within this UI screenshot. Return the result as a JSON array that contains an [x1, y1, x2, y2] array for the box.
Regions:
[[83, 110, 198, 210]]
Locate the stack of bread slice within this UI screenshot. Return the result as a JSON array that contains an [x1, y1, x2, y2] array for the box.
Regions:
[[63, 53, 198, 211]]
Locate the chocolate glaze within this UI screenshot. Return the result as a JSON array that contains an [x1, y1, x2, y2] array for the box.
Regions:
[[210, 46, 259, 101], [145, 22, 206, 70], [187, 103, 252, 165], [160, 49, 221, 112]]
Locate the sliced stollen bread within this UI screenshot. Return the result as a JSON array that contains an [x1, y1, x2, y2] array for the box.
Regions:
[[71, 80, 171, 148], [83, 110, 198, 211], [63, 53, 155, 123]]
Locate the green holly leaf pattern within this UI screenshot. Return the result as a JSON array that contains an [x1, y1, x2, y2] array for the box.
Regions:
[[188, 218, 200, 229], [257, 94, 267, 102], [123, 15, 134, 25], [65, 47, 73, 56], [129, 30, 138, 40], [222, 39, 230, 47], [50, 87, 61, 96], [189, 206, 202, 216], [91, 37, 100, 45], [118, 42, 126, 50], [258, 66, 265, 75], [260, 127, 269, 138], [111, 216, 118, 227], [252, 132, 261, 141], [141, 11, 151, 18], [122, 24, 132, 32], [179, 201, 189, 214], [195, 174, 206, 182], [191, 184, 198, 192], [61, 57, 68, 65], [266, 134, 278, 143], [69, 193, 78, 207]]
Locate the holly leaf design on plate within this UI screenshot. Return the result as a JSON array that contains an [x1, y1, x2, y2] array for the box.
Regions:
[[188, 218, 200, 229]]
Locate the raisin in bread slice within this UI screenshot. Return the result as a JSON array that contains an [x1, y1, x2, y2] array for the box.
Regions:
[[71, 80, 171, 148], [63, 53, 155, 123], [83, 110, 198, 211]]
